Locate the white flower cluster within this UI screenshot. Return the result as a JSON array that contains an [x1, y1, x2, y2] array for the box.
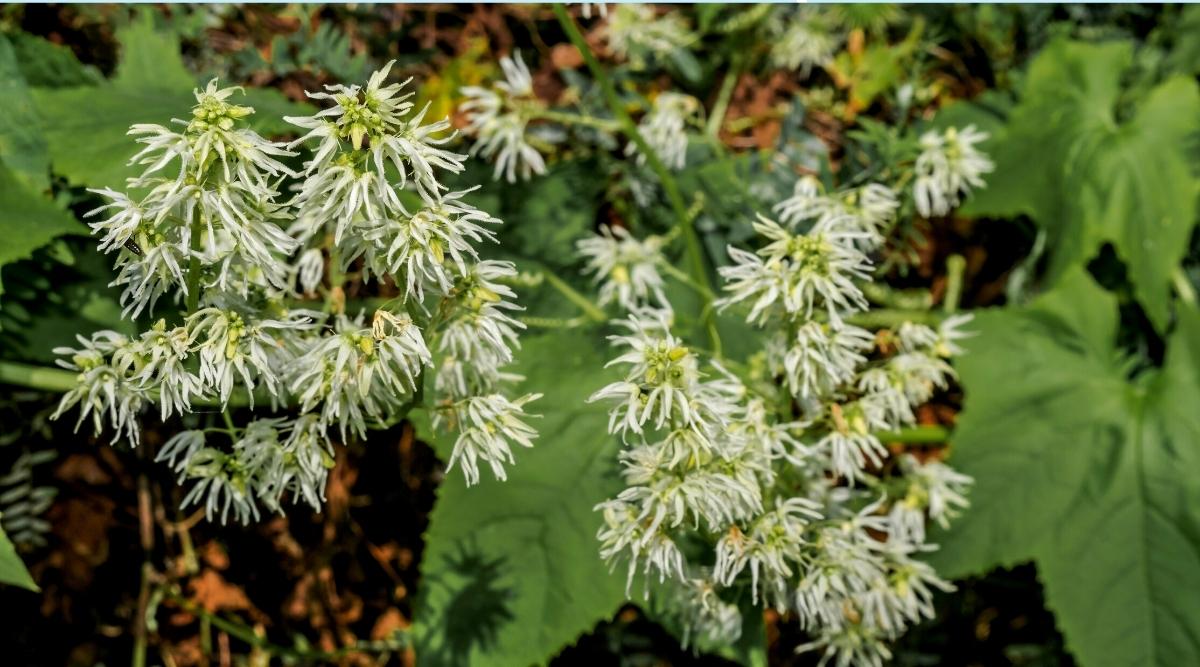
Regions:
[[773, 176, 899, 251], [626, 93, 698, 171], [583, 170, 984, 661], [576, 225, 670, 311], [603, 4, 695, 66], [55, 66, 540, 523], [460, 53, 547, 183], [769, 9, 839, 76], [913, 125, 994, 218]]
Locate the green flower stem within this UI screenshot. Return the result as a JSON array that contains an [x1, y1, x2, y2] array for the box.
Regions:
[[324, 242, 345, 314], [552, 3, 720, 353], [845, 308, 945, 329], [185, 216, 204, 313], [0, 361, 78, 392], [0, 360, 259, 407], [542, 271, 607, 323], [526, 108, 621, 132], [878, 425, 951, 445], [1173, 266, 1197, 306], [861, 282, 933, 311], [706, 53, 743, 138], [943, 254, 966, 314], [660, 261, 714, 299]]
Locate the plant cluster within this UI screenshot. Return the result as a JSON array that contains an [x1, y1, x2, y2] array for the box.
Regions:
[[573, 124, 988, 663], [51, 66, 540, 523]]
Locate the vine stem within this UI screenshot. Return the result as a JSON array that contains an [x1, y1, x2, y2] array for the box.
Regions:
[[0, 361, 259, 407], [878, 425, 951, 445], [706, 53, 743, 139], [552, 3, 720, 353], [542, 271, 607, 322], [185, 216, 203, 313], [525, 108, 621, 132], [943, 254, 966, 314]]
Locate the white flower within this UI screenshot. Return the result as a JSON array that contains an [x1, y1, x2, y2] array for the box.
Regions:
[[294, 247, 325, 294], [52, 332, 148, 446], [818, 402, 890, 481], [626, 93, 697, 171], [775, 179, 898, 250], [460, 52, 546, 183], [768, 322, 874, 400], [445, 393, 541, 485], [576, 225, 669, 311], [718, 215, 872, 326], [590, 311, 717, 435], [895, 321, 938, 352], [887, 352, 954, 406], [912, 125, 993, 217], [665, 577, 743, 649], [933, 313, 973, 358], [770, 12, 838, 76], [858, 368, 915, 429], [290, 313, 431, 438], [288, 61, 467, 239], [352, 190, 501, 300], [157, 430, 207, 477], [889, 454, 972, 541], [86, 81, 301, 317], [125, 320, 205, 420], [435, 260, 525, 397], [580, 2, 607, 19], [604, 4, 694, 63], [189, 308, 317, 407], [794, 624, 892, 667], [772, 175, 824, 225]]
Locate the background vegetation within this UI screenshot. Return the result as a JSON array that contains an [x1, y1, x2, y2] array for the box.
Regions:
[[0, 4, 1198, 666]]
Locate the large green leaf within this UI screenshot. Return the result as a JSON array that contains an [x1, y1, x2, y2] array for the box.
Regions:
[[5, 30, 104, 88], [0, 35, 49, 192], [413, 330, 627, 666], [932, 269, 1200, 667], [31, 16, 310, 190], [962, 39, 1200, 331], [0, 524, 37, 591], [0, 163, 83, 299]]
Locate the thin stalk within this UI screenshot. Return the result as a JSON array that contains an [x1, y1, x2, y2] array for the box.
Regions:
[[185, 217, 204, 313], [553, 4, 720, 352], [0, 361, 78, 393], [0, 360, 261, 407], [325, 242, 345, 315], [526, 108, 621, 132], [542, 271, 607, 323], [943, 254, 966, 314], [706, 54, 743, 139], [877, 425, 951, 445], [1173, 266, 1197, 306], [659, 262, 714, 299], [845, 308, 944, 329]]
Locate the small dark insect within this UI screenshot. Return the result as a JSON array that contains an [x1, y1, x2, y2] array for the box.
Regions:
[[123, 239, 143, 256]]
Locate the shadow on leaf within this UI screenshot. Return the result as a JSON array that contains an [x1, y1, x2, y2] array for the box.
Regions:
[[417, 537, 515, 667]]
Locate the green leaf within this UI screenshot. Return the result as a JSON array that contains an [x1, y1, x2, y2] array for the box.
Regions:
[[498, 160, 603, 270], [413, 330, 627, 666], [4, 30, 103, 88], [0, 524, 37, 591], [31, 16, 311, 190], [0, 163, 84, 299], [932, 269, 1200, 667], [962, 39, 1200, 331], [0, 35, 50, 191]]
